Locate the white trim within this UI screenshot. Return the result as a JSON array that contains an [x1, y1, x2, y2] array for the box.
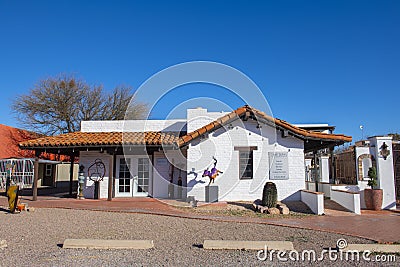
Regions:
[[115, 155, 152, 197]]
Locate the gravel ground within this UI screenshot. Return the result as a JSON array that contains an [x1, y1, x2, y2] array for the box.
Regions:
[[0, 208, 396, 267]]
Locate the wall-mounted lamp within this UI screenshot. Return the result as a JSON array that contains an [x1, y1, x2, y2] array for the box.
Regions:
[[380, 142, 390, 160]]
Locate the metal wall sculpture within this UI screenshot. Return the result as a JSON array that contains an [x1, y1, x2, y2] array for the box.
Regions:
[[202, 157, 223, 185]]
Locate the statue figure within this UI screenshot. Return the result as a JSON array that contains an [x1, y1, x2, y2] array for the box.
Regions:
[[202, 157, 223, 185]]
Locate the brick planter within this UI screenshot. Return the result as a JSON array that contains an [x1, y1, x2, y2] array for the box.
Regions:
[[364, 189, 383, 210]]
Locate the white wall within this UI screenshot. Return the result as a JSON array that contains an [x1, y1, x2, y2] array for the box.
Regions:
[[319, 183, 331, 198], [152, 150, 187, 198], [187, 108, 229, 133], [354, 146, 371, 181], [81, 119, 186, 133], [300, 190, 324, 215], [319, 156, 330, 183], [186, 113, 305, 202], [55, 163, 79, 182], [369, 136, 396, 210], [79, 151, 112, 199], [331, 189, 361, 214]]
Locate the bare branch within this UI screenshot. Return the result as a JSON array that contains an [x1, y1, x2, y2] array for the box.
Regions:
[[12, 74, 148, 135]]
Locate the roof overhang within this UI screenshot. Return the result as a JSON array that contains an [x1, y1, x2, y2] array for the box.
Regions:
[[175, 105, 351, 152]]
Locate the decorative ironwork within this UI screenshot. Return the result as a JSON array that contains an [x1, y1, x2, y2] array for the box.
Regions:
[[87, 159, 106, 182]]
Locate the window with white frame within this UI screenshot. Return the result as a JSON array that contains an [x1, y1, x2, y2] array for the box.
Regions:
[[235, 146, 257, 180], [45, 164, 52, 177]]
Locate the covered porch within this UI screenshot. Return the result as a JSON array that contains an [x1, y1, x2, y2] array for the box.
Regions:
[[18, 132, 187, 201]]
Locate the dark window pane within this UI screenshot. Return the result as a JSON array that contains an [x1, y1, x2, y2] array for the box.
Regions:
[[239, 150, 253, 179]]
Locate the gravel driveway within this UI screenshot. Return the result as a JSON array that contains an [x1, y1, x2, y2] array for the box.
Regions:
[[0, 208, 394, 266]]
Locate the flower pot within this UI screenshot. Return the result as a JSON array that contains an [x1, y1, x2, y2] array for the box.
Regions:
[[364, 188, 383, 210]]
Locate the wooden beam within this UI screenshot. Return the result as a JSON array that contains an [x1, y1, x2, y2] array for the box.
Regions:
[[32, 151, 40, 201], [108, 153, 114, 201], [69, 155, 75, 197]]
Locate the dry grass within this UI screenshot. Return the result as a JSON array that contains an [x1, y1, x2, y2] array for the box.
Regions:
[[176, 201, 315, 219]]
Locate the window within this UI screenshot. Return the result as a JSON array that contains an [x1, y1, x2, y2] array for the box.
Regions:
[[45, 164, 52, 177], [118, 158, 131, 193], [235, 147, 257, 180]]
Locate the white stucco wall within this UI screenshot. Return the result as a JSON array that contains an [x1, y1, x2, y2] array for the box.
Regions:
[[300, 190, 324, 215], [79, 151, 112, 199], [369, 136, 396, 210], [331, 189, 361, 214], [186, 117, 305, 202], [354, 146, 371, 181], [319, 155, 330, 183], [187, 108, 229, 132], [152, 150, 187, 199], [81, 119, 186, 132]]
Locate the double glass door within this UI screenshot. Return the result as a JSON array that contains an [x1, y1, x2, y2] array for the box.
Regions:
[[116, 156, 150, 197]]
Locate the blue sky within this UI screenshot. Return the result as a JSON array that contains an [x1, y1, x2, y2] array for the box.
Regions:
[[0, 0, 399, 143]]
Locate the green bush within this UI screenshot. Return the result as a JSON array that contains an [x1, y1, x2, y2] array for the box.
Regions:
[[367, 167, 378, 189]]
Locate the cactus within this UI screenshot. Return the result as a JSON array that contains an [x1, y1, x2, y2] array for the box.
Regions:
[[262, 182, 277, 208]]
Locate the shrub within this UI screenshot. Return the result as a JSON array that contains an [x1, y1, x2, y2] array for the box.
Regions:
[[367, 167, 378, 189]]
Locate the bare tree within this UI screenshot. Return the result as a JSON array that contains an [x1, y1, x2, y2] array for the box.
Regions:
[[12, 74, 148, 135]]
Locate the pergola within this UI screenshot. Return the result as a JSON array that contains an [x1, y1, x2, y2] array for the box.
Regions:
[[19, 132, 180, 201]]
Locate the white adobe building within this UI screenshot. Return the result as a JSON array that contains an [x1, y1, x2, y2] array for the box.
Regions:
[[19, 106, 351, 204]]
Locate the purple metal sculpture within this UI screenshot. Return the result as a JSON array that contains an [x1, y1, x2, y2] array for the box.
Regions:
[[202, 157, 223, 185]]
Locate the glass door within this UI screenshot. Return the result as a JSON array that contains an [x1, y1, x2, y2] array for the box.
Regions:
[[133, 158, 150, 196], [116, 156, 151, 197], [116, 158, 132, 197]]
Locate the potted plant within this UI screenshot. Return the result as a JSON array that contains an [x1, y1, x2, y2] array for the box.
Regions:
[[364, 167, 383, 210]]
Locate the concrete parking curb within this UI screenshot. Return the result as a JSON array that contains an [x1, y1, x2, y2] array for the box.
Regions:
[[344, 244, 400, 253], [203, 240, 294, 250], [63, 239, 154, 249]]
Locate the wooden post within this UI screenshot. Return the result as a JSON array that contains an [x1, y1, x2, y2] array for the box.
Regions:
[[329, 146, 336, 184], [313, 151, 319, 192], [32, 151, 40, 201], [69, 154, 75, 197], [108, 153, 114, 201]]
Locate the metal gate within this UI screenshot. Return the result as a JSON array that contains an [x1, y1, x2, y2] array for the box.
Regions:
[[0, 159, 34, 189], [393, 144, 400, 201], [335, 149, 357, 185]]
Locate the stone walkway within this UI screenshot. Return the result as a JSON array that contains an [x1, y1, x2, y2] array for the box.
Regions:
[[1, 195, 399, 244]]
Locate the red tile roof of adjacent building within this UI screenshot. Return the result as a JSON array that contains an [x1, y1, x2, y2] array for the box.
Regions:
[[0, 124, 43, 159]]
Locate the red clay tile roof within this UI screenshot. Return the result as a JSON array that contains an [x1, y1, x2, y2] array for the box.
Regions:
[[19, 105, 352, 151], [19, 131, 180, 148], [175, 105, 352, 148], [0, 124, 44, 158]]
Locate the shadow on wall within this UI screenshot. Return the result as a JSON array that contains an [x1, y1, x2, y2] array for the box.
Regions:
[[281, 191, 301, 202], [186, 168, 206, 188]]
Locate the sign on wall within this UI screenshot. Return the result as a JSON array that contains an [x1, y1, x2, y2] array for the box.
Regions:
[[268, 152, 289, 180]]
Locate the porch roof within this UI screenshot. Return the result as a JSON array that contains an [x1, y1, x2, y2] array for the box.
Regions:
[[19, 131, 180, 150]]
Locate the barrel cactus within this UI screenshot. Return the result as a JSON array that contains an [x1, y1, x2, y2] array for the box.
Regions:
[[262, 182, 277, 208]]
